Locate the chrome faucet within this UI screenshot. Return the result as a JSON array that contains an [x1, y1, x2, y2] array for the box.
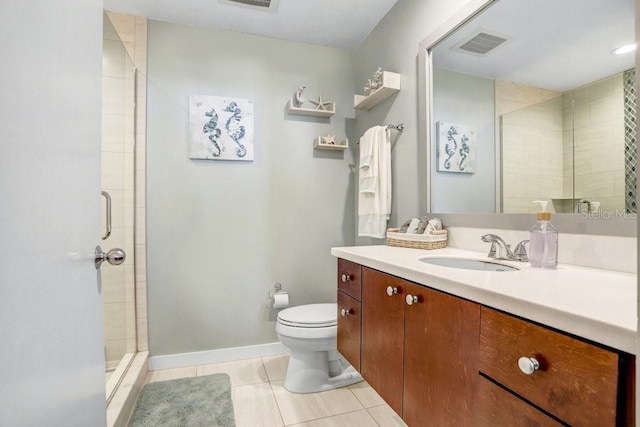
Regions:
[[513, 240, 529, 262], [575, 199, 591, 213], [481, 234, 529, 262]]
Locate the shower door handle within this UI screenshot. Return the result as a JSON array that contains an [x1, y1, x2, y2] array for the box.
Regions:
[[95, 246, 126, 269], [101, 191, 111, 240]]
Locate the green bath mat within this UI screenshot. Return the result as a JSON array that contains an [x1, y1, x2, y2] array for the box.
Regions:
[[128, 374, 235, 427]]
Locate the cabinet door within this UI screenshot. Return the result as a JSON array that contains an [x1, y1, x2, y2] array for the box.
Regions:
[[361, 268, 405, 415], [337, 290, 361, 371], [403, 283, 480, 426]]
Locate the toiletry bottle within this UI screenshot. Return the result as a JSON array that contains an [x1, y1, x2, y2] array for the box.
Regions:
[[529, 201, 558, 269]]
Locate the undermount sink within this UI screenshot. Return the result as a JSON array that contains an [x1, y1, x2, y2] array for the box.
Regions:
[[419, 257, 519, 272]]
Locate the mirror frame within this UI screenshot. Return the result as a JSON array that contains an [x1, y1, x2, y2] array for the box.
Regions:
[[417, 0, 637, 237]]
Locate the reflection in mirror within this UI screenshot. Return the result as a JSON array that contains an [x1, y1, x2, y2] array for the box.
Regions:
[[430, 0, 635, 214]]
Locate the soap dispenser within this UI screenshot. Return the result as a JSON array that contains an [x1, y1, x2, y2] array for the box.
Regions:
[[530, 201, 558, 269]]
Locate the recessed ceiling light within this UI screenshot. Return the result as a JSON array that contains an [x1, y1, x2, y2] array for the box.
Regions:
[[612, 44, 636, 55]]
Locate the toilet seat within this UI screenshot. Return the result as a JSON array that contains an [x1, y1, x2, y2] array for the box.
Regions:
[[277, 303, 337, 328]]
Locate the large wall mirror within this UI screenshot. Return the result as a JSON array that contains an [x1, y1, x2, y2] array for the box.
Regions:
[[421, 0, 636, 221]]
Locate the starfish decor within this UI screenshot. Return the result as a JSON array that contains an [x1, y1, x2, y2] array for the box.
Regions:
[[322, 134, 336, 145], [309, 94, 332, 111]]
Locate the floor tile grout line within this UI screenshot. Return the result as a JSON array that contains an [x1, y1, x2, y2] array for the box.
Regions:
[[350, 386, 378, 410], [268, 379, 368, 426], [365, 406, 387, 427], [262, 358, 287, 427], [283, 407, 378, 427]]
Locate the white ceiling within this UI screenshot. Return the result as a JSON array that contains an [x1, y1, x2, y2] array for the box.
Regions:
[[103, 0, 398, 50], [103, 0, 634, 90], [433, 0, 635, 92]]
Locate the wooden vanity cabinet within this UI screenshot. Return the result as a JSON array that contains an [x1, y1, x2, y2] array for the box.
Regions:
[[361, 267, 480, 425], [337, 259, 362, 371], [336, 259, 635, 426]]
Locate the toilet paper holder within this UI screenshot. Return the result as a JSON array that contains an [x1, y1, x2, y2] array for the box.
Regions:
[[269, 282, 290, 309], [269, 282, 283, 297]]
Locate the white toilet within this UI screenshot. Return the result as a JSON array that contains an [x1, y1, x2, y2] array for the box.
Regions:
[[275, 303, 363, 393]]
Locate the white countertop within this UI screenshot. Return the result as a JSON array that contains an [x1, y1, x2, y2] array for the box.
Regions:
[[331, 245, 638, 354]]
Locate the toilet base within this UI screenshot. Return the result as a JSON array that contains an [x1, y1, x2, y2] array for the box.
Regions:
[[283, 348, 364, 394]]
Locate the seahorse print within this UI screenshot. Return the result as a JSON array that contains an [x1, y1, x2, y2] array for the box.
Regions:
[[458, 134, 470, 171], [444, 126, 458, 170], [223, 101, 247, 158], [203, 108, 222, 157]]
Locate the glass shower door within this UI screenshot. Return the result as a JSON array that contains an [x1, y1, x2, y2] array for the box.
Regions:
[[102, 13, 137, 398]]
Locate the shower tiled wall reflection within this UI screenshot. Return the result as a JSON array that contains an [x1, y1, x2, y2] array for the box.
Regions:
[[499, 73, 628, 213], [496, 81, 563, 213], [623, 68, 637, 213], [572, 74, 626, 212]]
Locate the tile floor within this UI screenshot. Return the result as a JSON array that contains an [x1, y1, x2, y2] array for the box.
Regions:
[[144, 355, 408, 427]]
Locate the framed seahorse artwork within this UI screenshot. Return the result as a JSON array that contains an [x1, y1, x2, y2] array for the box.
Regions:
[[436, 121, 476, 174], [189, 95, 254, 161]]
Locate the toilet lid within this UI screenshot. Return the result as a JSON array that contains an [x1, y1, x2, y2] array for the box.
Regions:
[[277, 303, 337, 327]]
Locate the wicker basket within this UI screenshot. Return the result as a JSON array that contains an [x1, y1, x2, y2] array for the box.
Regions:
[[386, 228, 448, 250]]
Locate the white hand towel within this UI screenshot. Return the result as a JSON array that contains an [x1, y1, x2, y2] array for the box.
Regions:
[[358, 127, 377, 193], [406, 218, 420, 234], [424, 218, 443, 234], [358, 126, 392, 238]]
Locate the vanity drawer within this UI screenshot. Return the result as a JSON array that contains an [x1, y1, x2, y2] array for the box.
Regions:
[[479, 307, 620, 426], [337, 259, 361, 300], [337, 290, 361, 371], [475, 375, 563, 426]]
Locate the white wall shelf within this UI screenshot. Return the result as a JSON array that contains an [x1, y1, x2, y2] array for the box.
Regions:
[[314, 137, 348, 151], [354, 71, 401, 111], [287, 99, 335, 117]]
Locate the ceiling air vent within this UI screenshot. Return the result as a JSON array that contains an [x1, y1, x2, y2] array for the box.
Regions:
[[219, 0, 278, 11], [454, 29, 509, 56]]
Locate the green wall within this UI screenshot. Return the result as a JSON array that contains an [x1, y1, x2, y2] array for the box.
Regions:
[[354, 0, 474, 244], [146, 21, 356, 356], [146, 0, 479, 356]]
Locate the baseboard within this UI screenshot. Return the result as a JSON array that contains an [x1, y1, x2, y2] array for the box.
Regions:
[[148, 342, 289, 371]]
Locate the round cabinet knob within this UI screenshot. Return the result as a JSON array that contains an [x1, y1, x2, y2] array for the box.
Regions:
[[341, 274, 353, 282], [340, 308, 351, 316], [405, 294, 419, 305], [518, 356, 540, 375], [386, 286, 398, 296]]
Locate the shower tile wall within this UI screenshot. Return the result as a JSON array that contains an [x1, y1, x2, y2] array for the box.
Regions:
[[102, 19, 136, 370], [104, 12, 149, 367], [572, 74, 625, 212], [496, 81, 562, 213], [623, 68, 637, 213]]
